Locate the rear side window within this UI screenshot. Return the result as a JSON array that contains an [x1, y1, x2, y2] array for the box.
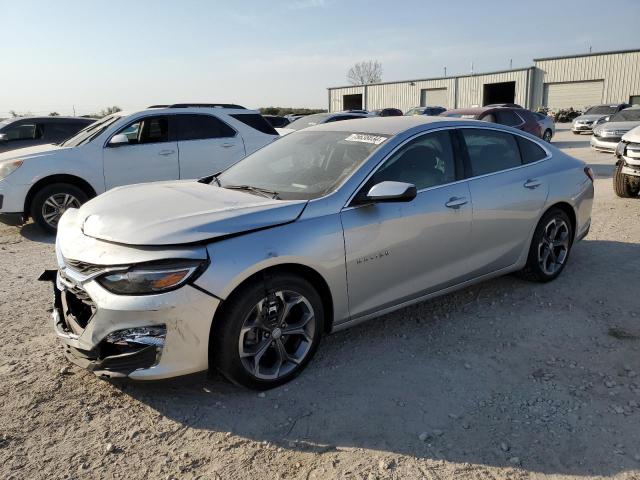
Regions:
[[517, 136, 547, 164], [495, 110, 523, 127], [461, 129, 522, 176], [175, 114, 235, 141], [229, 114, 277, 135]]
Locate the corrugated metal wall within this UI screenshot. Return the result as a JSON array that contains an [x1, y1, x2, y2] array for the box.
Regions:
[[533, 51, 640, 109], [328, 70, 530, 112], [328, 51, 640, 112], [328, 86, 365, 112], [456, 70, 530, 108]]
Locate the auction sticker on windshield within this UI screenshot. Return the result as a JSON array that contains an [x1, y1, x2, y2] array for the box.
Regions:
[[345, 133, 388, 145]]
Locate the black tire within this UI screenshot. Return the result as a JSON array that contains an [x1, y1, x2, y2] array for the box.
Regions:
[[30, 183, 88, 234], [211, 273, 324, 390], [543, 129, 552, 142], [613, 163, 639, 198], [572, 131, 581, 135], [518, 208, 573, 283]]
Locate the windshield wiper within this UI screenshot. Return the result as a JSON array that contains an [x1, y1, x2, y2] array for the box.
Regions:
[[224, 184, 280, 199], [198, 172, 222, 186]]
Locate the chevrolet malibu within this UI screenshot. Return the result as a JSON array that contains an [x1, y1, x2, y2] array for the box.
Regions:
[[45, 117, 594, 390]]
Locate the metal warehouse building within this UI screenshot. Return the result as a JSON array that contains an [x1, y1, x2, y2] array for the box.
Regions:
[[328, 49, 640, 112]]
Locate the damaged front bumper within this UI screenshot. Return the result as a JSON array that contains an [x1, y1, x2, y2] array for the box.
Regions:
[[42, 268, 220, 380]]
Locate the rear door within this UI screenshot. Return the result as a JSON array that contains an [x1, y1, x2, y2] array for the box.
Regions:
[[103, 115, 179, 189], [174, 114, 244, 178], [460, 128, 549, 276]]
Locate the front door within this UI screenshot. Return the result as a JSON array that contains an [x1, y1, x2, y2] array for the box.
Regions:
[[341, 130, 473, 320], [173, 113, 245, 178], [103, 115, 179, 189]]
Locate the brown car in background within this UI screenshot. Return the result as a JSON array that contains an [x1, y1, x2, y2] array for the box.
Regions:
[[440, 107, 541, 138]]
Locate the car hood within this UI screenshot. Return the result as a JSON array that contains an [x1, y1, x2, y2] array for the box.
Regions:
[[76, 181, 308, 246], [622, 125, 640, 143], [573, 114, 606, 123], [595, 121, 640, 135], [0, 143, 66, 162]]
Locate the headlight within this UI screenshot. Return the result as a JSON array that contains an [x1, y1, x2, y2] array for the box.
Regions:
[[97, 260, 205, 295], [0, 160, 23, 180]]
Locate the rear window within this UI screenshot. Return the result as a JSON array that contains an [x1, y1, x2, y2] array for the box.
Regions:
[[517, 136, 547, 164], [230, 114, 277, 135], [495, 110, 523, 127], [175, 114, 235, 140]]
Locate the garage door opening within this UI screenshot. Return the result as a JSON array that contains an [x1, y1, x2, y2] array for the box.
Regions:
[[483, 81, 516, 106], [343, 94, 363, 111]]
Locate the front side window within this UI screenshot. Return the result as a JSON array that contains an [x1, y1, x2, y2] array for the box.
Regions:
[[462, 129, 522, 176], [3, 122, 42, 141], [218, 131, 387, 200], [175, 114, 235, 141], [117, 116, 169, 145], [495, 110, 523, 127], [370, 130, 456, 190]]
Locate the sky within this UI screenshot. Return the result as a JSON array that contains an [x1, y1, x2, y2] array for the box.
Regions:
[[2, 0, 640, 116]]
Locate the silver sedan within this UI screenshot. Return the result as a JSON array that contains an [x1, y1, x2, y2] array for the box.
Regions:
[[48, 117, 594, 389]]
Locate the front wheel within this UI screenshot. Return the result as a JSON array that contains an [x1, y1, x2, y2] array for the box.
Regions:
[[518, 208, 573, 283], [543, 129, 552, 142], [212, 273, 324, 390], [30, 183, 88, 234], [613, 163, 639, 198]]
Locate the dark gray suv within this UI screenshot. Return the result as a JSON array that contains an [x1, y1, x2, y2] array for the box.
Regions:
[[0, 117, 95, 153]]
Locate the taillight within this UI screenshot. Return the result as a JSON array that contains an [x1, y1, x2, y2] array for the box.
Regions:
[[584, 167, 595, 182]]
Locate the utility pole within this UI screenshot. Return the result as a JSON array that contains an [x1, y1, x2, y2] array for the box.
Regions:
[[471, 61, 474, 75], [444, 66, 447, 77], [589, 45, 592, 53], [509, 58, 513, 69], [73, 105, 76, 116]]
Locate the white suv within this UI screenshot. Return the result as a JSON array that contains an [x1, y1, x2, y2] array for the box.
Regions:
[[0, 104, 278, 232]]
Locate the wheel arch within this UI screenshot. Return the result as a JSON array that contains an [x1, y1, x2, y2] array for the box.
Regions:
[[542, 201, 576, 240], [24, 174, 97, 219], [213, 263, 335, 334]]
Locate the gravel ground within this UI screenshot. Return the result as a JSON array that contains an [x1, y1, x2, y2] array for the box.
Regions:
[[1, 125, 639, 480]]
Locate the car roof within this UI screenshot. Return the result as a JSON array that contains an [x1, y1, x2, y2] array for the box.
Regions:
[[0, 116, 94, 122], [306, 115, 469, 135], [443, 107, 494, 115]]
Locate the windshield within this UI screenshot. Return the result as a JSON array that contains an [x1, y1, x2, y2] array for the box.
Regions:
[[609, 108, 640, 122], [585, 105, 618, 115], [60, 115, 121, 147], [286, 113, 332, 131], [405, 108, 423, 115], [218, 131, 388, 200]]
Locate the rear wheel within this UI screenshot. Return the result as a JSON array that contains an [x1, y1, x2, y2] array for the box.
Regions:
[[518, 208, 573, 283], [613, 162, 639, 198], [30, 183, 88, 233], [543, 129, 552, 142], [212, 273, 324, 390]]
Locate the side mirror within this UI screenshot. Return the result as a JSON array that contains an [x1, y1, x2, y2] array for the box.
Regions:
[[107, 133, 130, 147], [366, 181, 417, 203], [0, 133, 7, 142]]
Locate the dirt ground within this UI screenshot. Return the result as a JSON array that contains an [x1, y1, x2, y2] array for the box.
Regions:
[[1, 125, 639, 480]]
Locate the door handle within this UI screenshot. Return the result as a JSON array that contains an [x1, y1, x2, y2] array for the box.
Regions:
[[158, 149, 175, 156], [221, 143, 235, 148], [524, 179, 542, 189], [445, 196, 468, 209]]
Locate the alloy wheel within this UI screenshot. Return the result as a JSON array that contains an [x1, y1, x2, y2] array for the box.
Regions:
[[41, 193, 81, 228], [238, 290, 316, 380], [537, 217, 570, 276], [543, 130, 552, 142]]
